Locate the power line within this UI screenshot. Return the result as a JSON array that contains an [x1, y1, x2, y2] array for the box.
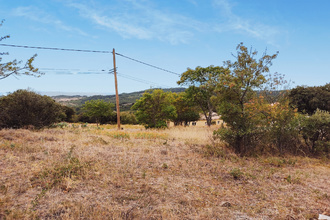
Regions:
[[40, 67, 170, 87], [116, 72, 171, 88], [115, 52, 180, 76], [117, 72, 171, 88], [0, 43, 181, 76], [0, 43, 111, 53], [40, 68, 107, 74]]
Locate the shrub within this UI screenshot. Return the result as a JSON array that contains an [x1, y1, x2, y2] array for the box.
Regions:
[[301, 109, 330, 154], [263, 101, 302, 154], [0, 90, 64, 129], [214, 97, 304, 156], [203, 144, 226, 158], [230, 168, 243, 179], [214, 124, 264, 155], [120, 112, 137, 125]]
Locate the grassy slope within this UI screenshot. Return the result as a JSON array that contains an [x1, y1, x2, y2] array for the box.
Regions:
[[0, 125, 329, 219]]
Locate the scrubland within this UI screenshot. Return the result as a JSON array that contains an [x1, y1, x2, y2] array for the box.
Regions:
[[0, 125, 329, 219]]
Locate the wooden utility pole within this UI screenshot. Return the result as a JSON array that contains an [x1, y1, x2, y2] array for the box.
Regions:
[[113, 48, 121, 130]]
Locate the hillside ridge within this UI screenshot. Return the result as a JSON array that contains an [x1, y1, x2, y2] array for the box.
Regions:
[[53, 87, 186, 111]]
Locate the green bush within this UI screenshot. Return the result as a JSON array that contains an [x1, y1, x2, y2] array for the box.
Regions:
[[301, 109, 330, 154], [214, 125, 264, 155], [264, 106, 302, 155], [120, 112, 137, 125], [230, 168, 243, 179], [0, 90, 64, 129]]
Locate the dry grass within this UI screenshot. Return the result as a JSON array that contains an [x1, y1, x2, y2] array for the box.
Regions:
[[0, 125, 329, 219]]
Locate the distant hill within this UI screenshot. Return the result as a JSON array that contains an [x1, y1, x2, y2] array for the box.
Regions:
[[53, 87, 186, 111]]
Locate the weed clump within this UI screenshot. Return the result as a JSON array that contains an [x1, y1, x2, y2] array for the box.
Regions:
[[230, 168, 243, 180], [108, 132, 130, 139]]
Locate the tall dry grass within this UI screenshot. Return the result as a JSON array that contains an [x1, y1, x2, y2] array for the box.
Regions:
[[0, 125, 329, 219]]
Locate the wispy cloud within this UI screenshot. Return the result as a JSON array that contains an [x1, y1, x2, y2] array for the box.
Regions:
[[67, 1, 204, 44], [212, 0, 282, 45], [12, 6, 89, 37], [67, 0, 283, 45], [13, 0, 284, 45]]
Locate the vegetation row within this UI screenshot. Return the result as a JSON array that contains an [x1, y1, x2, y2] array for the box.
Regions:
[[1, 43, 329, 157]]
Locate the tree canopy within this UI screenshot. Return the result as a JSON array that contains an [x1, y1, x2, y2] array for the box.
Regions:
[[131, 89, 177, 128], [216, 42, 279, 154], [289, 84, 330, 115], [172, 92, 200, 126], [177, 65, 226, 126], [82, 100, 115, 126]]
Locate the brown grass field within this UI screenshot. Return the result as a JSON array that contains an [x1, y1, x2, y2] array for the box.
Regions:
[[0, 124, 329, 219]]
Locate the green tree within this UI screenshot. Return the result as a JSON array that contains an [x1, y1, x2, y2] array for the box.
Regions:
[[172, 92, 200, 126], [177, 65, 226, 126], [61, 105, 76, 122], [215, 42, 279, 154], [289, 84, 330, 115], [0, 20, 43, 80], [131, 89, 177, 128], [82, 100, 115, 126], [0, 90, 63, 129]]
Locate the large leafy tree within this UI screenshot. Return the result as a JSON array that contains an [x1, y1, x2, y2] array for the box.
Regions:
[[177, 65, 226, 126], [0, 20, 42, 80], [61, 105, 76, 122], [216, 43, 279, 154], [172, 92, 200, 126], [131, 89, 177, 128], [289, 84, 330, 115], [82, 100, 115, 126]]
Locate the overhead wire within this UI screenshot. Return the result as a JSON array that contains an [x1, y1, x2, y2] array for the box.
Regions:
[[40, 68, 107, 74], [0, 43, 181, 76], [115, 52, 180, 76], [0, 43, 111, 53], [39, 67, 171, 87], [115, 72, 171, 88], [0, 43, 180, 88]]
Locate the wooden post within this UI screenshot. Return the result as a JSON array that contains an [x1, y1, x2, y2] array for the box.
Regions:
[[113, 48, 121, 130]]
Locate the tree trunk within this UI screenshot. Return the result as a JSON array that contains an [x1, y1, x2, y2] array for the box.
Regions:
[[206, 101, 213, 127]]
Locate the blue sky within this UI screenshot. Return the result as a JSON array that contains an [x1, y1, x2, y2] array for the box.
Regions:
[[0, 0, 329, 95]]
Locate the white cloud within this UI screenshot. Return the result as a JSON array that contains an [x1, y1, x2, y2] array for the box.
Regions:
[[13, 6, 89, 37], [13, 0, 284, 45], [70, 3, 152, 40], [67, 1, 205, 44], [212, 0, 282, 45]]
